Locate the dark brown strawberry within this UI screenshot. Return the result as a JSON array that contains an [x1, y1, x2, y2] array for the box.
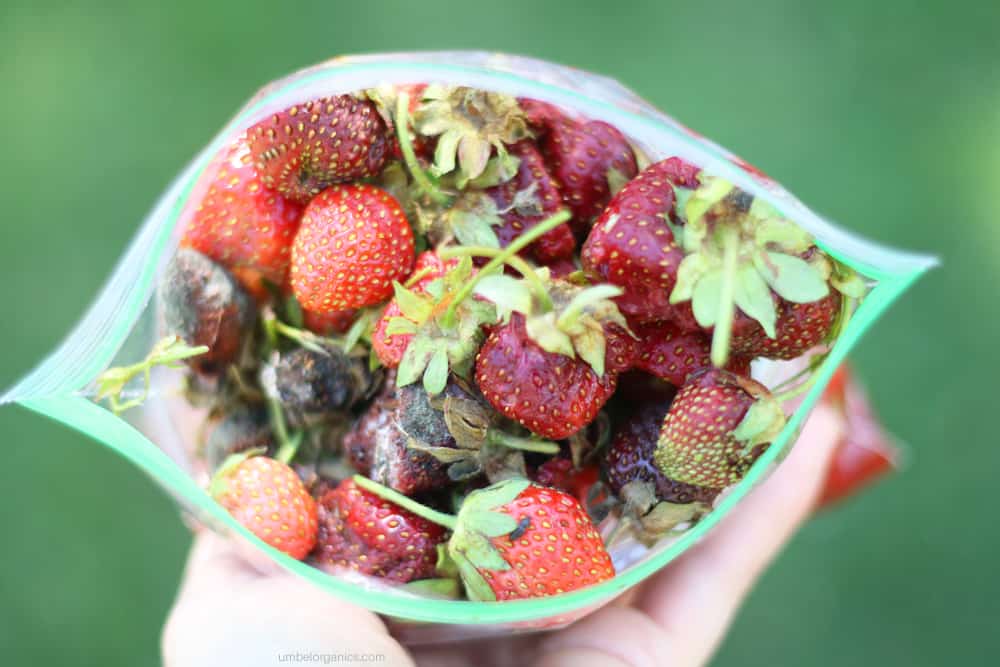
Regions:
[[159, 248, 255, 375], [581, 157, 701, 324], [247, 95, 389, 203], [275, 345, 373, 415], [654, 369, 784, 489], [203, 404, 273, 472], [542, 117, 639, 234]]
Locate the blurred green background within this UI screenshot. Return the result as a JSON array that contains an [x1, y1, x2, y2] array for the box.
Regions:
[[1, 0, 996, 664]]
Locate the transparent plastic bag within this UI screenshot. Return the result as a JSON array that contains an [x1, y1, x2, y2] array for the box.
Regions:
[[1, 52, 936, 641]]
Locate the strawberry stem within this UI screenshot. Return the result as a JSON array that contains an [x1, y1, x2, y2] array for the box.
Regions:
[[268, 399, 302, 465], [404, 265, 435, 288], [711, 225, 740, 368], [440, 209, 571, 328], [773, 371, 822, 404], [396, 92, 450, 206], [438, 245, 553, 311], [352, 474, 459, 531]]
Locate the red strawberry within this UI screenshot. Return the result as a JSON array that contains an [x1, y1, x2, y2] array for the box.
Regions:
[[518, 98, 572, 134], [654, 368, 784, 489], [182, 137, 303, 293], [542, 118, 638, 234], [302, 308, 357, 336], [581, 157, 701, 323], [605, 401, 718, 507], [372, 250, 455, 368], [486, 140, 575, 263], [475, 312, 619, 440], [210, 454, 318, 560], [532, 457, 601, 506], [290, 184, 415, 312], [311, 479, 447, 582], [731, 291, 842, 360], [633, 320, 751, 386], [353, 476, 615, 601], [473, 483, 614, 600], [247, 95, 389, 203]]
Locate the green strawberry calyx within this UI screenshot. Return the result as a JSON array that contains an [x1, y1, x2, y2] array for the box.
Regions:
[[413, 85, 531, 188], [208, 447, 268, 500], [351, 475, 533, 602], [475, 274, 633, 377], [391, 256, 497, 395], [669, 176, 832, 366], [406, 391, 559, 482]]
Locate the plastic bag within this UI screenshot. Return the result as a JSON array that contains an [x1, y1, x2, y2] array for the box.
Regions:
[[1, 52, 936, 640]]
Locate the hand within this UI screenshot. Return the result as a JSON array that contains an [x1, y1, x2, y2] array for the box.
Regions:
[[163, 404, 844, 667]]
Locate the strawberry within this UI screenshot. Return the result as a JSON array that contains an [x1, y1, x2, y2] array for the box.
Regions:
[[472, 275, 638, 440], [210, 453, 318, 560], [633, 320, 751, 386], [518, 98, 572, 134], [605, 401, 718, 508], [613, 370, 679, 404], [486, 140, 575, 263], [203, 405, 273, 472], [541, 117, 638, 234], [654, 368, 785, 489], [372, 250, 456, 368], [159, 248, 255, 374], [663, 175, 865, 366], [532, 457, 601, 506], [353, 476, 615, 601], [343, 375, 452, 496], [475, 312, 620, 440], [290, 184, 415, 312], [275, 344, 373, 415], [302, 308, 357, 336], [247, 95, 389, 203], [181, 137, 303, 293], [731, 290, 842, 360], [581, 157, 700, 324], [310, 479, 447, 582]]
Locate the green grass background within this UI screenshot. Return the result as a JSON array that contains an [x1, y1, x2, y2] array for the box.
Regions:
[[1, 1, 996, 664]]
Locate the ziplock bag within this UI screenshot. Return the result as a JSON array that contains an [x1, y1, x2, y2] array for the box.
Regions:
[[1, 52, 936, 641]]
